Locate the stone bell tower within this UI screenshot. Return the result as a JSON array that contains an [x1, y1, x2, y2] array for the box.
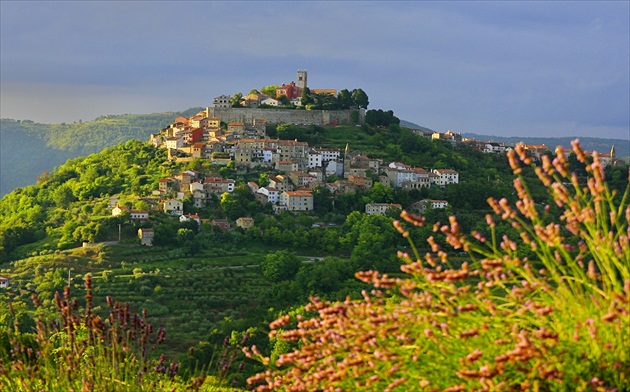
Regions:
[[297, 70, 308, 89]]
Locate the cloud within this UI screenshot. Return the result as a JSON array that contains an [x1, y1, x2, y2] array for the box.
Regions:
[[1, 1, 628, 140]]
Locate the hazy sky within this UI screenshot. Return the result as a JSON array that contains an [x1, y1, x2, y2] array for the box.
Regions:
[[1, 1, 629, 140]]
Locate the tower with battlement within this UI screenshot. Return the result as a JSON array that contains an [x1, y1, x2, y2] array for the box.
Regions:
[[297, 70, 308, 89]]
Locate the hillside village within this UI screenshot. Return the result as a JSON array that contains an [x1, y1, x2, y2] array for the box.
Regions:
[[1, 75, 627, 392], [112, 71, 620, 245]]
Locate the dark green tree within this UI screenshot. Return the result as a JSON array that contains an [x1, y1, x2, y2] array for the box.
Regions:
[[337, 89, 354, 109], [367, 182, 394, 203], [351, 89, 369, 109], [261, 250, 302, 283], [230, 93, 243, 107], [301, 87, 315, 106], [277, 95, 290, 106]]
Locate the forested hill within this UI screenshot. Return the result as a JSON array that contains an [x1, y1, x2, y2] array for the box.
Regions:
[[0, 108, 203, 196]]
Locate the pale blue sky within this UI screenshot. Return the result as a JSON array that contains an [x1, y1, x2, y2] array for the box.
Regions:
[[1, 1, 628, 139]]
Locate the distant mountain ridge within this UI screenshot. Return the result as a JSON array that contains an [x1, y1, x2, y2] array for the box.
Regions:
[[461, 133, 629, 160], [397, 120, 629, 160]]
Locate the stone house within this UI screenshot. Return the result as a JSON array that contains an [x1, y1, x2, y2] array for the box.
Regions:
[[163, 199, 184, 216], [192, 189, 207, 208], [158, 178, 179, 193], [431, 169, 459, 187], [189, 115, 208, 129], [138, 228, 154, 246], [344, 166, 369, 179], [365, 203, 402, 216], [112, 206, 149, 221], [412, 199, 449, 214], [268, 175, 292, 192], [227, 122, 245, 133], [236, 217, 255, 230], [277, 161, 299, 172], [212, 219, 231, 231], [247, 181, 260, 193], [280, 191, 313, 211], [165, 136, 184, 150], [386, 164, 431, 189], [289, 171, 315, 188], [180, 213, 201, 225], [189, 182, 204, 193], [256, 187, 280, 204], [348, 175, 373, 189], [261, 97, 280, 106], [523, 144, 549, 162], [213, 94, 232, 109], [203, 177, 235, 195]]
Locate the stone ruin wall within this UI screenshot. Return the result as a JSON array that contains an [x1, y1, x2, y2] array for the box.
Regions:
[[207, 107, 365, 126]]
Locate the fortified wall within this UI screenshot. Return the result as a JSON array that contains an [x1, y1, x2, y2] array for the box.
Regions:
[[206, 107, 365, 126]]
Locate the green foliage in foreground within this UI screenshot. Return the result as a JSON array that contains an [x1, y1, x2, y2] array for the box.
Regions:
[[246, 142, 630, 391]]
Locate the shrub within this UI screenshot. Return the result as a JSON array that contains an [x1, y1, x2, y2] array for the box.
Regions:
[[245, 141, 629, 391]]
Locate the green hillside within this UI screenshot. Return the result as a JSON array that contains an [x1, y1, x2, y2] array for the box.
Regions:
[[1, 119, 628, 389], [0, 108, 203, 196], [0, 122, 509, 384]]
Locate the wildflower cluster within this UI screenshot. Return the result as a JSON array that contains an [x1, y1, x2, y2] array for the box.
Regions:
[[0, 274, 181, 391], [246, 141, 629, 391]]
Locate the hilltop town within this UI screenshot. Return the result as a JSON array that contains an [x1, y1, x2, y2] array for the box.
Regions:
[[132, 71, 621, 245]]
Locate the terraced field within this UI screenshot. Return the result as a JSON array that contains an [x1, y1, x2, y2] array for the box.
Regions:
[[5, 243, 277, 357]]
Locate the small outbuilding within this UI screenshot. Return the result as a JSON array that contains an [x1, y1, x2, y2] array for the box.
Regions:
[[0, 275, 11, 289], [138, 228, 155, 246]]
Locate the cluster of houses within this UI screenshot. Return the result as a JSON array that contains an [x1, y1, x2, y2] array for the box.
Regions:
[[411, 130, 619, 167], [125, 72, 620, 247], [149, 108, 267, 161], [124, 105, 468, 245], [214, 70, 337, 109]]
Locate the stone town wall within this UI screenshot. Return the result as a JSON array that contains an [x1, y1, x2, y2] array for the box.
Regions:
[[207, 107, 364, 126]]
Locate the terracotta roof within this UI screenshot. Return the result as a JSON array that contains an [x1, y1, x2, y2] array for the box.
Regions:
[[284, 191, 313, 197], [434, 169, 458, 174]]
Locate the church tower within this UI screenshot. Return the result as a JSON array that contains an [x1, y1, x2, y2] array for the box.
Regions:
[[343, 143, 350, 177], [297, 70, 308, 89]]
